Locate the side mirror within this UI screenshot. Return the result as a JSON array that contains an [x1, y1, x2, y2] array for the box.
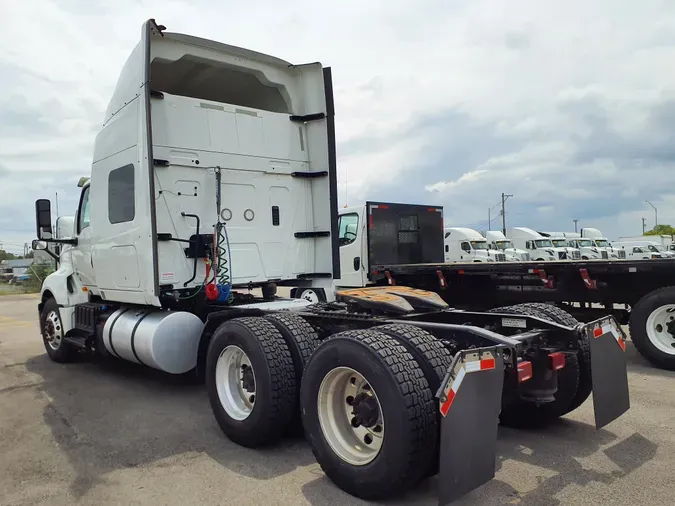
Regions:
[[32, 239, 48, 251], [35, 199, 52, 239]]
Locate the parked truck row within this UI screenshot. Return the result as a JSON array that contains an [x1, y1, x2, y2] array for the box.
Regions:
[[31, 20, 631, 505]]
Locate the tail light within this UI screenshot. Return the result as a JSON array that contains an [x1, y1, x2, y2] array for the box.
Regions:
[[548, 352, 566, 370], [517, 360, 533, 382]]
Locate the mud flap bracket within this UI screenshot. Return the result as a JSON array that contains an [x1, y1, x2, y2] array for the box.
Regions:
[[586, 316, 630, 429], [436, 347, 505, 506]]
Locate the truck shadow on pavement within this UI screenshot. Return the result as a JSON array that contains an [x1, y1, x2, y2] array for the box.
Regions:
[[25, 353, 315, 499], [301, 419, 657, 506]]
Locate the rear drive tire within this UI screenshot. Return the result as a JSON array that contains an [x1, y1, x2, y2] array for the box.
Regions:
[[264, 313, 321, 433], [206, 317, 296, 447], [40, 298, 76, 363], [629, 287, 675, 370], [375, 323, 452, 477], [300, 329, 437, 500], [488, 304, 581, 428], [522, 303, 591, 413]]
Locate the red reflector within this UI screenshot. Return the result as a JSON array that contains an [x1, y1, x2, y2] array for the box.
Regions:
[[369, 215, 373, 229], [517, 361, 533, 383], [458, 269, 465, 275], [379, 204, 389, 209], [439, 389, 456, 416], [617, 336, 626, 352], [548, 352, 566, 371], [480, 358, 496, 370], [593, 327, 602, 338]]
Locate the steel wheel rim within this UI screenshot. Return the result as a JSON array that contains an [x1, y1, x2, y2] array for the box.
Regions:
[[215, 345, 256, 420], [317, 367, 384, 466], [44, 310, 62, 350], [300, 289, 320, 303], [646, 304, 675, 355]]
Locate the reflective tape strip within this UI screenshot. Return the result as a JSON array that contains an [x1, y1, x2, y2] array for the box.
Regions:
[[465, 358, 496, 373], [594, 322, 626, 351], [440, 367, 466, 416]]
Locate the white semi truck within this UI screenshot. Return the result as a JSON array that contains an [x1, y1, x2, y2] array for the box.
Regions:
[[30, 20, 630, 505], [443, 227, 507, 263], [578, 228, 626, 259], [484, 230, 530, 261], [541, 231, 604, 260], [506, 227, 581, 261]]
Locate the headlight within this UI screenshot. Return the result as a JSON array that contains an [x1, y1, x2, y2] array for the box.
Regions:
[[546, 249, 554, 255]]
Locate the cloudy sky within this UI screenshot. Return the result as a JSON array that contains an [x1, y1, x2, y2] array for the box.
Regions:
[[1, 0, 674, 254]]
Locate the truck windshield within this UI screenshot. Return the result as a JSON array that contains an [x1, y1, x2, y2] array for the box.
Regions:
[[495, 240, 514, 249], [577, 239, 594, 247], [551, 239, 567, 247], [535, 239, 553, 248], [470, 241, 489, 250], [595, 240, 610, 248], [647, 245, 660, 252]]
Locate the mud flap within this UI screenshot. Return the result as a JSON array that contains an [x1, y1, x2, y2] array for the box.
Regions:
[[436, 347, 505, 506], [586, 316, 630, 429]]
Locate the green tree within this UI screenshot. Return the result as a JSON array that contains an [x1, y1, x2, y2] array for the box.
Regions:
[[645, 225, 675, 236], [26, 263, 54, 292], [0, 250, 18, 262]]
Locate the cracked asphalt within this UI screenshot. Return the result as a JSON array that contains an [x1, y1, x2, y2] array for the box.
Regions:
[[1, 293, 674, 505]]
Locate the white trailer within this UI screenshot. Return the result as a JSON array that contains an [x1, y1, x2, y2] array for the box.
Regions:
[[444, 228, 507, 263], [30, 20, 630, 506]]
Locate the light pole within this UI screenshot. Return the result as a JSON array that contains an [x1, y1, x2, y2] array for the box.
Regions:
[[573, 219, 579, 233], [646, 201, 658, 229]]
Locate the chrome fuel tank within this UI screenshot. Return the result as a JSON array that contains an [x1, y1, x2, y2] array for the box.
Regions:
[[102, 308, 204, 374]]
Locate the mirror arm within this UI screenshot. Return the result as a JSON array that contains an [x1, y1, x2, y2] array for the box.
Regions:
[[40, 238, 78, 246]]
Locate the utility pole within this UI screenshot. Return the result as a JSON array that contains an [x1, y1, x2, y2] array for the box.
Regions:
[[642, 217, 647, 235], [573, 219, 579, 233], [501, 193, 513, 235], [488, 208, 491, 231], [646, 201, 658, 230]]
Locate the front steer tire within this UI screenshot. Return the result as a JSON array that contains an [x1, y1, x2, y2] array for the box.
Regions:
[[39, 298, 76, 363], [206, 317, 297, 447], [300, 329, 437, 500]]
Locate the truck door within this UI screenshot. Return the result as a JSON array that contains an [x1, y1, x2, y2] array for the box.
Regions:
[[336, 211, 365, 287], [71, 185, 96, 287]]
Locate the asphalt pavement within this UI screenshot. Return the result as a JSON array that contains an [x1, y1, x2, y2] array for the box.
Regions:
[[1, 294, 674, 505]]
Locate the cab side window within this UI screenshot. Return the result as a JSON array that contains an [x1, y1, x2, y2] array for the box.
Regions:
[[633, 247, 642, 253], [461, 242, 471, 252], [77, 187, 91, 233], [338, 214, 359, 246]]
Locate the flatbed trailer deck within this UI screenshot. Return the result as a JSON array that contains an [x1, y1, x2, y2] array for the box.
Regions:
[[371, 257, 675, 370]]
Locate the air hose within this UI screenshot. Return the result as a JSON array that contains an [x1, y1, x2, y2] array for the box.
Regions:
[[212, 167, 233, 303]]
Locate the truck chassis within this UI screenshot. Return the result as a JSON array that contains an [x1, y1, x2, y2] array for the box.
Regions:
[[369, 258, 675, 371]]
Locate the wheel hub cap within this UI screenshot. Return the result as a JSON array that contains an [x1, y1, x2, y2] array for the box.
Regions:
[[646, 305, 675, 355]]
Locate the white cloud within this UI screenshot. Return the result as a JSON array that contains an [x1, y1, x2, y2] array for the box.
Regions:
[[1, 0, 675, 252]]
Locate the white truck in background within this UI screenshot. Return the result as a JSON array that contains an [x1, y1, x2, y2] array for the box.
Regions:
[[443, 228, 507, 263], [483, 230, 530, 261], [506, 227, 580, 261], [617, 235, 675, 255], [543, 231, 605, 260], [611, 241, 666, 260], [579, 228, 626, 259], [537, 231, 585, 260]]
